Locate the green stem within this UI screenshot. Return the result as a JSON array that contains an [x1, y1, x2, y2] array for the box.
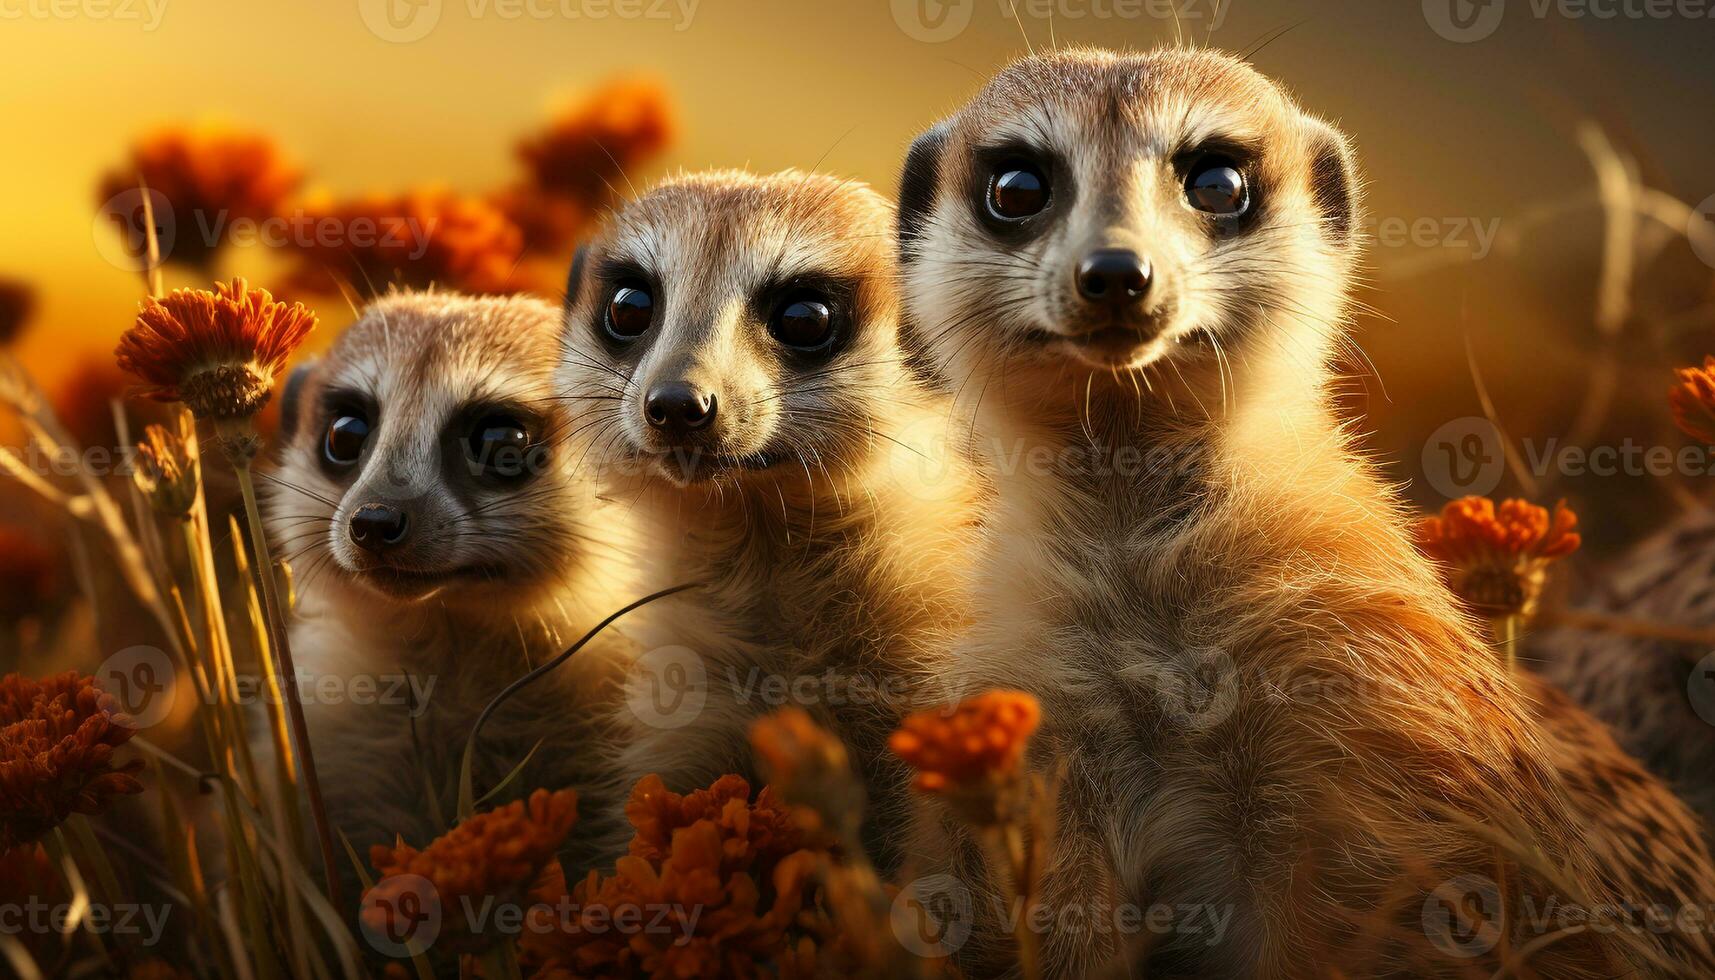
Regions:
[[233, 457, 343, 909]]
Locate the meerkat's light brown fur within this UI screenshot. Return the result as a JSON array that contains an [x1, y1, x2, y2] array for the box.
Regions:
[[896, 48, 1713, 977], [266, 291, 642, 882], [556, 170, 986, 870]]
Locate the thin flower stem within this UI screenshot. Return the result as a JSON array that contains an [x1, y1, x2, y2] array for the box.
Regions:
[[982, 825, 1041, 980], [232, 456, 342, 908]]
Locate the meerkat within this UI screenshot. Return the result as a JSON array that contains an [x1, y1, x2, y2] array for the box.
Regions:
[[266, 290, 641, 880], [1531, 514, 1715, 840], [554, 169, 984, 870], [895, 47, 1714, 977]]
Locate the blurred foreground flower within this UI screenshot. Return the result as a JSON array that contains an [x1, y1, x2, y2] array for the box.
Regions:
[[116, 277, 314, 435], [133, 415, 199, 519], [518, 76, 674, 205], [0, 277, 35, 346], [892, 691, 1047, 977], [366, 787, 578, 955], [522, 774, 840, 979], [0, 528, 60, 624], [749, 707, 865, 841], [891, 690, 1040, 806], [98, 124, 304, 272], [287, 188, 525, 296], [0, 671, 144, 851], [1416, 496, 1581, 620], [1670, 355, 1715, 444]]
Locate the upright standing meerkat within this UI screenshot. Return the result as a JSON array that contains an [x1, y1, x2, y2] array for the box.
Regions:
[[896, 47, 1713, 977], [267, 290, 641, 877], [555, 170, 984, 870]]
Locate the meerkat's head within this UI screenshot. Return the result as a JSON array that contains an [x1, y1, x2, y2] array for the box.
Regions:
[[557, 170, 902, 489], [897, 47, 1361, 406], [269, 291, 593, 609]]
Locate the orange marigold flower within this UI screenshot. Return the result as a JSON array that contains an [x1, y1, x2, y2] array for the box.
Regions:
[[521, 774, 837, 980], [1415, 496, 1581, 618], [98, 124, 303, 272], [0, 528, 59, 623], [517, 76, 675, 206], [116, 277, 315, 422], [365, 787, 577, 954], [0, 277, 35, 346], [1670, 356, 1715, 444], [0, 672, 144, 851], [286, 187, 526, 296], [890, 690, 1041, 796]]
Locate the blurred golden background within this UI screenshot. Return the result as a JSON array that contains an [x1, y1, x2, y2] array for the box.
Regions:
[[2, 0, 1714, 559]]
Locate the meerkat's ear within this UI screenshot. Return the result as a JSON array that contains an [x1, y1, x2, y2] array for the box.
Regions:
[[279, 361, 315, 443], [1303, 117, 1362, 251], [897, 121, 951, 263], [564, 245, 590, 315]]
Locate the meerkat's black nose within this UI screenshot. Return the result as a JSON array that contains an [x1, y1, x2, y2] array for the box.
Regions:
[[645, 384, 717, 435], [1076, 249, 1152, 306], [350, 504, 409, 552]]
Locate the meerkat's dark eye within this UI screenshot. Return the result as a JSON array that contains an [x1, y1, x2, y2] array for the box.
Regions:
[[605, 283, 654, 340], [465, 415, 536, 482], [987, 163, 1050, 220], [323, 414, 370, 467], [1185, 156, 1250, 216], [769, 290, 837, 352]]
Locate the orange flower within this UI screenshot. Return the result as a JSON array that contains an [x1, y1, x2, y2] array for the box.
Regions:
[[0, 277, 34, 346], [133, 415, 199, 518], [115, 277, 315, 422], [1670, 356, 1715, 444], [1415, 496, 1581, 618], [365, 787, 577, 954], [749, 708, 864, 840], [517, 76, 675, 206], [286, 187, 526, 296], [0, 528, 59, 623], [98, 124, 303, 272], [0, 672, 144, 851], [521, 774, 839, 980], [890, 690, 1041, 796], [47, 355, 167, 452]]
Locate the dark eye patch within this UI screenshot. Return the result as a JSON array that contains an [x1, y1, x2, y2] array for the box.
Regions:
[[589, 257, 659, 359], [316, 387, 377, 478], [754, 274, 860, 362], [967, 141, 1065, 240], [445, 400, 551, 487]]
